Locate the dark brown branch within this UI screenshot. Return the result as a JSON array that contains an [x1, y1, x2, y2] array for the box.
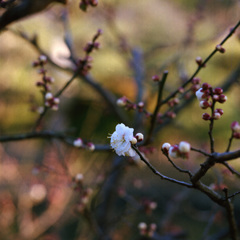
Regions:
[[0, 131, 111, 151], [145, 70, 168, 144], [132, 145, 193, 188]]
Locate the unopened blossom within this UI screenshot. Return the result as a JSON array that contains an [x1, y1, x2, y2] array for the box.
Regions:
[[179, 141, 191, 153], [73, 138, 83, 147], [110, 123, 136, 157], [168, 145, 179, 158], [231, 121, 240, 133], [135, 133, 144, 142], [162, 143, 171, 153]]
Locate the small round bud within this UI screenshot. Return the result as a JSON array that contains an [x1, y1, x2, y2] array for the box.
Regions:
[[192, 77, 201, 85], [213, 112, 221, 120], [130, 137, 137, 145], [202, 113, 211, 120], [135, 133, 144, 142], [231, 121, 240, 133], [162, 143, 171, 153], [39, 55, 47, 64], [179, 141, 191, 153], [199, 100, 210, 109], [73, 138, 83, 147], [215, 108, 224, 115], [87, 142, 95, 151], [213, 95, 219, 101], [116, 97, 127, 107], [90, 0, 98, 7], [45, 92, 53, 100], [53, 98, 60, 105], [196, 56, 203, 65], [152, 75, 159, 82], [75, 173, 84, 182], [218, 94, 227, 103], [216, 44, 226, 53], [138, 222, 147, 230], [166, 111, 176, 119], [137, 101, 144, 108], [213, 87, 223, 95], [178, 87, 184, 93], [169, 145, 179, 158], [202, 83, 211, 90]]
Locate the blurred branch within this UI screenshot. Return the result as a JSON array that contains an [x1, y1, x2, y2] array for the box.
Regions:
[[11, 29, 130, 124], [0, 131, 111, 151], [145, 71, 168, 144]]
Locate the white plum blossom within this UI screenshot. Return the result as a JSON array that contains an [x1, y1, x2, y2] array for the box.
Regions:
[[168, 145, 179, 158], [110, 123, 136, 157]]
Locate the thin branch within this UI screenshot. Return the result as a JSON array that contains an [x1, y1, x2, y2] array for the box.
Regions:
[[0, 131, 111, 151], [191, 147, 211, 157], [226, 191, 240, 200], [132, 145, 193, 188], [221, 162, 240, 178], [163, 152, 193, 177], [226, 132, 234, 152], [208, 101, 216, 153], [145, 70, 168, 144], [161, 20, 240, 105]]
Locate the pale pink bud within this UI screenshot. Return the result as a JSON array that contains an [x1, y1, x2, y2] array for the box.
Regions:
[[131, 137, 137, 145], [162, 143, 171, 152], [218, 94, 227, 103], [196, 56, 203, 65], [179, 141, 191, 153], [87, 142, 95, 151], [45, 92, 53, 100], [169, 145, 179, 158], [116, 98, 127, 107], [75, 173, 84, 182], [213, 112, 221, 120], [199, 100, 209, 109], [231, 121, 240, 133], [73, 138, 83, 147], [39, 55, 47, 63], [53, 98, 60, 105], [138, 222, 147, 230], [135, 133, 144, 142]]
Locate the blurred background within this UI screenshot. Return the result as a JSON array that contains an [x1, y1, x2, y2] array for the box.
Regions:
[[0, 0, 240, 239]]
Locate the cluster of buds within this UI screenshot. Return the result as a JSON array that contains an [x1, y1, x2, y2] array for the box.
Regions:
[[32, 55, 60, 111], [231, 121, 240, 139], [195, 83, 227, 121], [44, 92, 60, 111], [162, 141, 191, 159], [73, 173, 93, 213], [138, 222, 157, 237], [168, 98, 180, 107], [73, 138, 95, 151], [191, 77, 201, 93], [76, 29, 102, 75], [79, 0, 98, 12], [116, 96, 151, 117]]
